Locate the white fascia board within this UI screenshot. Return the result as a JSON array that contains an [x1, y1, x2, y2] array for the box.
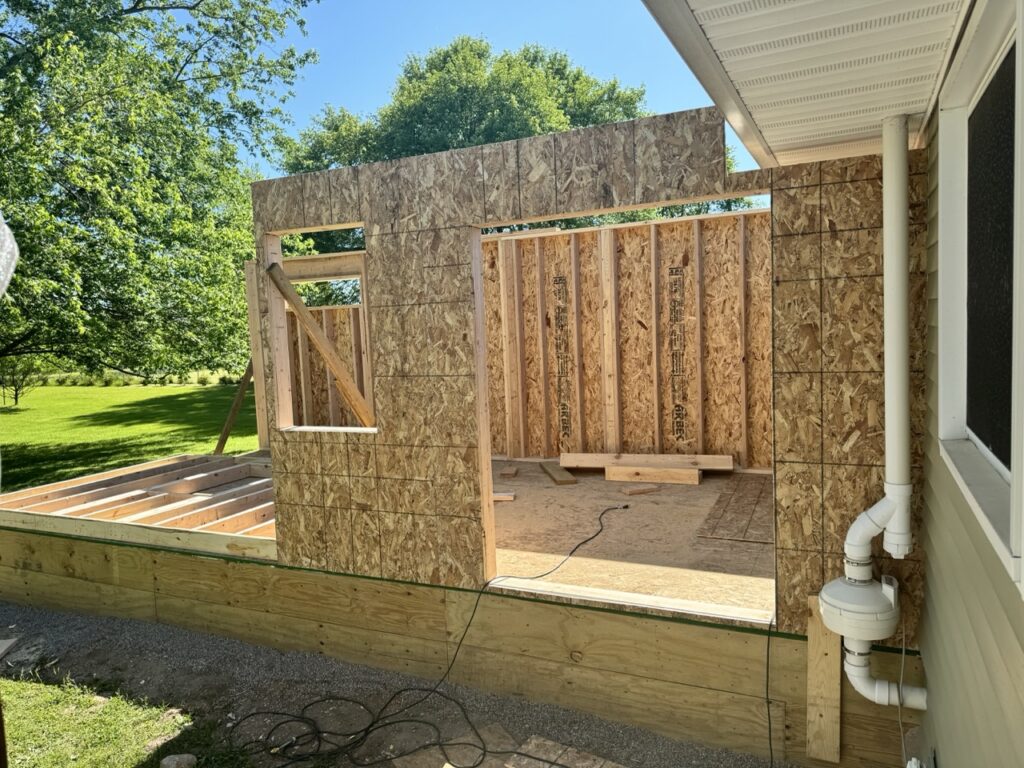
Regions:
[[642, 0, 778, 168]]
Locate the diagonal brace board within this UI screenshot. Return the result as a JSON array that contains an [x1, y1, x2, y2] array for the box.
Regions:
[[266, 263, 375, 427]]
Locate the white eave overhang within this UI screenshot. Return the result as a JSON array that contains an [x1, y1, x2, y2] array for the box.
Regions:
[[643, 0, 970, 167]]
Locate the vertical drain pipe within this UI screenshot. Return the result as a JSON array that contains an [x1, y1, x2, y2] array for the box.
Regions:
[[818, 114, 927, 711], [880, 114, 914, 559]]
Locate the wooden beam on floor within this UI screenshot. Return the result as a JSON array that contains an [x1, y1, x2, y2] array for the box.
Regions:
[[116, 479, 270, 526], [147, 463, 254, 496], [0, 455, 205, 509], [806, 595, 842, 763], [540, 461, 577, 486], [621, 483, 661, 496], [499, 238, 527, 458], [267, 262, 375, 428], [498, 466, 519, 479], [214, 359, 254, 455], [157, 485, 274, 530], [650, 222, 663, 453], [194, 501, 275, 534], [534, 236, 552, 457], [240, 519, 276, 538], [83, 492, 182, 521], [22, 458, 237, 514], [605, 466, 701, 485], [599, 228, 621, 453], [737, 215, 750, 469], [493, 491, 516, 502], [49, 490, 150, 519], [692, 219, 706, 454], [559, 453, 733, 471]]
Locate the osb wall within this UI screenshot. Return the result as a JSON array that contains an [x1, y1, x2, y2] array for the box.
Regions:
[[286, 306, 363, 427], [481, 212, 772, 466], [249, 107, 770, 589], [772, 151, 928, 644]]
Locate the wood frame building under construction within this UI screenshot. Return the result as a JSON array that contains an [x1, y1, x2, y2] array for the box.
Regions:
[[7, 1, 1021, 761]]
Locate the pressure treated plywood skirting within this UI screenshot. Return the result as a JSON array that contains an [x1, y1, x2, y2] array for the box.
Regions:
[[483, 211, 772, 466]]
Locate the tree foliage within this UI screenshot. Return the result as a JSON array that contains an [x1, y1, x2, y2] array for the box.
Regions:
[[0, 1, 314, 375], [281, 36, 749, 246]]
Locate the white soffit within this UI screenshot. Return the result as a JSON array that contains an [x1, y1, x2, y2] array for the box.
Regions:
[[644, 0, 968, 166]]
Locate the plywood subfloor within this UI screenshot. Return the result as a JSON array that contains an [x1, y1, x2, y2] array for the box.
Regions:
[[493, 460, 774, 621]]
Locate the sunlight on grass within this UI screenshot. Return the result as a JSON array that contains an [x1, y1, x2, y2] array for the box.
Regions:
[[0, 385, 260, 491], [0, 677, 188, 767]]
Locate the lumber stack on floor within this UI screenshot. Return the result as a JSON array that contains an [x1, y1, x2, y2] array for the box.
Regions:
[[559, 452, 732, 487]]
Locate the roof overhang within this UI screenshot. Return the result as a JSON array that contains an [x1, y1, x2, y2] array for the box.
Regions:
[[644, 0, 972, 167]]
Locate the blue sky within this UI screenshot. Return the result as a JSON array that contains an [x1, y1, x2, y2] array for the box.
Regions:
[[260, 0, 757, 175]]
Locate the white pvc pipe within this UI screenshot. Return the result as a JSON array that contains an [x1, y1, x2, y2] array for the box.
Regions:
[[882, 114, 912, 489], [844, 639, 927, 710]]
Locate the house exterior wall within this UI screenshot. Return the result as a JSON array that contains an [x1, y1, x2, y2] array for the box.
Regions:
[[247, 108, 742, 589], [917, 114, 1024, 767], [771, 152, 930, 643]]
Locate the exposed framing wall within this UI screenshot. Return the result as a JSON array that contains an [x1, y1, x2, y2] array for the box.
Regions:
[[248, 108, 771, 588], [481, 212, 772, 465], [771, 151, 929, 642]]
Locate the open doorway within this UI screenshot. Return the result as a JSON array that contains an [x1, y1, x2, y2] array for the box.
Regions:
[[480, 210, 774, 622]]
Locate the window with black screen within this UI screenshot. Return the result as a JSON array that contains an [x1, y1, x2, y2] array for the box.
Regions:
[[966, 43, 1016, 470]]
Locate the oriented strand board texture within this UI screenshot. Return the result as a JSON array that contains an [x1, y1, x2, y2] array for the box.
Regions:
[[483, 214, 772, 465], [285, 307, 359, 427], [250, 108, 742, 590], [771, 151, 929, 641]]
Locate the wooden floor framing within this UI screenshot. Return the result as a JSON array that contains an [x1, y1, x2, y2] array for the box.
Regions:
[[0, 454, 276, 559]]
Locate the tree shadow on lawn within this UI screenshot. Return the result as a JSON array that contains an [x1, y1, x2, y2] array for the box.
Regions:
[[72, 386, 258, 435]]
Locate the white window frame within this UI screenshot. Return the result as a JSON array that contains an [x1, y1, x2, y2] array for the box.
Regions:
[[937, 0, 1023, 588]]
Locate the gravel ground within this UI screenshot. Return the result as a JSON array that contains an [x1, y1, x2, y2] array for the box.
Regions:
[[0, 600, 789, 768]]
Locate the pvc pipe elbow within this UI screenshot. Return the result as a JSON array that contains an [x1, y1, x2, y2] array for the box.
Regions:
[[844, 645, 927, 710], [845, 496, 896, 560]]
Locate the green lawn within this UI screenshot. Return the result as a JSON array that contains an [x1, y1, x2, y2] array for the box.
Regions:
[[0, 677, 250, 767], [0, 385, 259, 492]]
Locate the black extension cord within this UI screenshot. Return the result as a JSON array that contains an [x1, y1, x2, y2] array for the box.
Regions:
[[228, 503, 631, 767]]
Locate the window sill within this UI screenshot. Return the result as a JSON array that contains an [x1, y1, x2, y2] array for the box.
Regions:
[[940, 438, 1020, 581]]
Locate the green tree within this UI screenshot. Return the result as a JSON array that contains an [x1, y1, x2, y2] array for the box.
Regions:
[[0, 1, 315, 375], [281, 36, 750, 245]]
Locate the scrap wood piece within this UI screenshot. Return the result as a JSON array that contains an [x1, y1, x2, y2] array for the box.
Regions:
[[493, 491, 516, 502], [540, 461, 577, 486], [266, 262, 375, 427], [605, 466, 701, 485], [560, 452, 733, 471], [806, 595, 842, 762], [498, 466, 519, 479], [621, 483, 660, 496]]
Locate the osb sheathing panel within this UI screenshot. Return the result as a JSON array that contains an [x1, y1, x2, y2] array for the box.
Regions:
[[700, 218, 743, 458], [284, 307, 360, 427], [634, 108, 726, 204], [617, 227, 656, 453], [483, 214, 772, 465], [771, 156, 930, 639], [578, 232, 604, 454], [519, 238, 547, 457], [481, 240, 506, 455], [745, 214, 772, 469], [657, 221, 696, 454], [554, 120, 636, 214], [543, 235, 581, 454]]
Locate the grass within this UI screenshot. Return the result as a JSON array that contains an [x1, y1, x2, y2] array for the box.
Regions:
[[0, 676, 251, 767], [0, 385, 259, 491]]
